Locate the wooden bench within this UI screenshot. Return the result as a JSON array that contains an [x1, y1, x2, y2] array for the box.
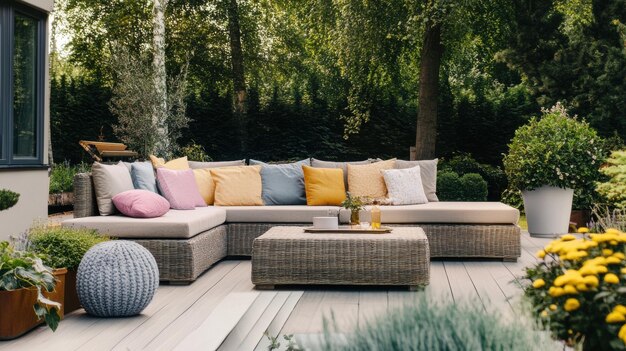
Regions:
[[79, 140, 138, 162]]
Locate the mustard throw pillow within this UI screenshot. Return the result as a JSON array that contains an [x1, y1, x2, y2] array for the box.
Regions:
[[210, 166, 263, 206], [192, 168, 216, 205], [302, 165, 346, 206], [149, 155, 189, 170], [347, 158, 396, 199]]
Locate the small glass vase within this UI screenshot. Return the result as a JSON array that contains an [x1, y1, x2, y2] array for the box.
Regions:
[[350, 210, 360, 226]]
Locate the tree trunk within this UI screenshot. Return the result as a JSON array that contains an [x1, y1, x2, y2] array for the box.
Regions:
[[226, 0, 247, 154], [152, 0, 170, 156], [414, 21, 443, 160]]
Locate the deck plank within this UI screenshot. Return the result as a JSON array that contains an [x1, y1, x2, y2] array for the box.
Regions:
[[443, 261, 480, 304], [144, 261, 254, 351], [110, 260, 240, 351], [254, 291, 304, 351], [0, 231, 551, 351]]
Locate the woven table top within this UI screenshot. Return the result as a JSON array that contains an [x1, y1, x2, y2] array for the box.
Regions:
[[256, 226, 427, 242]]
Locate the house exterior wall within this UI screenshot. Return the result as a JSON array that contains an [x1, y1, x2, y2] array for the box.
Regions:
[[0, 170, 49, 241], [0, 0, 53, 241]]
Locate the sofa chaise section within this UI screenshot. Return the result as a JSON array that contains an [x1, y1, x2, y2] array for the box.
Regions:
[[63, 205, 228, 283]]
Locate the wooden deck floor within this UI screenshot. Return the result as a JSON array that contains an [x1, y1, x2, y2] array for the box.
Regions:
[[1, 232, 553, 351]]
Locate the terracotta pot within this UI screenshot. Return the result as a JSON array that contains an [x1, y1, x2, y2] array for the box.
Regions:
[[0, 268, 66, 340], [64, 269, 81, 313], [570, 209, 591, 229]]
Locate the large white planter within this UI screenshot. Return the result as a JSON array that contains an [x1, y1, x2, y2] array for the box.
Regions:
[[522, 185, 574, 237]]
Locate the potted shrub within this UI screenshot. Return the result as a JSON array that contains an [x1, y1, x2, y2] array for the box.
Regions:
[[525, 228, 626, 350], [28, 226, 109, 313], [341, 192, 365, 225], [0, 241, 64, 339], [503, 103, 605, 236]]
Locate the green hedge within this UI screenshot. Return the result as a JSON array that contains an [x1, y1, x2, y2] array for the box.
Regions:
[[437, 171, 488, 201]]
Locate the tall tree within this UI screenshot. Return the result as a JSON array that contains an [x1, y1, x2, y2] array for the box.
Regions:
[[226, 0, 247, 154], [153, 0, 170, 156], [414, 19, 443, 159]]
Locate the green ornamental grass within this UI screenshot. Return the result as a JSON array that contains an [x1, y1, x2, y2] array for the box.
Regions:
[[322, 296, 559, 351]]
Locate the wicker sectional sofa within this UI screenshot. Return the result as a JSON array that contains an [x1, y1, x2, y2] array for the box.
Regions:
[[62, 173, 522, 283]]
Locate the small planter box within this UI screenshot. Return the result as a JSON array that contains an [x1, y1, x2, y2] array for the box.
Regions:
[[64, 269, 81, 313], [48, 192, 74, 207], [0, 268, 66, 340]]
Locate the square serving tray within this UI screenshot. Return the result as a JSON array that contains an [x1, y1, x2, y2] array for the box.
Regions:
[[303, 226, 393, 234]]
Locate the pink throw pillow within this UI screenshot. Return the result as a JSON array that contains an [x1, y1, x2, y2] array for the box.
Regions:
[[156, 168, 207, 210], [112, 190, 170, 218]]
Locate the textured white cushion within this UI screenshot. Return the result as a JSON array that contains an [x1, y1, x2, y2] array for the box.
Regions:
[[188, 160, 246, 169], [62, 207, 227, 239], [340, 202, 519, 224], [92, 162, 134, 216], [222, 205, 345, 223], [381, 166, 428, 205], [394, 159, 438, 202]]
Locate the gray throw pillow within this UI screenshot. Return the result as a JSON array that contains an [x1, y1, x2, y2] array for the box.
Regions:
[[311, 158, 372, 190], [188, 160, 246, 169], [92, 161, 135, 215], [250, 159, 311, 205], [394, 159, 439, 202]]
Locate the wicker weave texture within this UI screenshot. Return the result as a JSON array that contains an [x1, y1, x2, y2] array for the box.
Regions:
[[394, 224, 521, 260], [77, 241, 159, 317], [227, 223, 307, 256], [133, 225, 227, 282], [251, 226, 430, 287], [229, 223, 520, 260], [73, 173, 97, 218]]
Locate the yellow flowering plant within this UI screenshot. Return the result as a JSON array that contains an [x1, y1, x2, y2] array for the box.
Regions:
[[524, 228, 626, 350]]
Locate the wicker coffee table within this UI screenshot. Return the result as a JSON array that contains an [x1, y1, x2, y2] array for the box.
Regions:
[[251, 226, 430, 290]]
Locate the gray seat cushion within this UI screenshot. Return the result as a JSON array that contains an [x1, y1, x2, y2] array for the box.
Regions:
[[222, 205, 345, 223], [62, 207, 227, 239], [340, 202, 519, 224]]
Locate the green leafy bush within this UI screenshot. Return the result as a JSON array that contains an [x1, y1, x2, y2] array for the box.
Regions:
[[178, 142, 212, 162], [437, 171, 488, 201], [0, 189, 19, 211], [49, 161, 91, 194], [28, 226, 109, 270], [439, 153, 507, 201], [0, 241, 61, 331], [597, 150, 626, 209], [503, 103, 606, 209], [322, 296, 558, 351]]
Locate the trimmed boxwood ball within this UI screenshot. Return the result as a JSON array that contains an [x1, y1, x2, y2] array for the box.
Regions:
[[437, 171, 488, 201], [77, 241, 159, 317]]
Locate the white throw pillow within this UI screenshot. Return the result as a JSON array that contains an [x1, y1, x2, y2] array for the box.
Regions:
[[92, 161, 134, 215], [381, 166, 429, 205]]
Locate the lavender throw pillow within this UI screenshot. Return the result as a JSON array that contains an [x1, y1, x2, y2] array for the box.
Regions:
[[156, 168, 207, 210], [112, 190, 170, 218]]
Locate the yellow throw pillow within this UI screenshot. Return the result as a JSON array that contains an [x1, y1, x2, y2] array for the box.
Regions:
[[192, 168, 215, 205], [149, 155, 189, 170], [347, 158, 396, 199], [302, 165, 346, 206], [210, 166, 263, 206]]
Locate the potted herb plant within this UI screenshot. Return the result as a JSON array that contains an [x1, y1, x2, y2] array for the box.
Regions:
[[28, 226, 109, 313], [503, 103, 605, 236], [0, 241, 64, 339], [341, 192, 365, 225]]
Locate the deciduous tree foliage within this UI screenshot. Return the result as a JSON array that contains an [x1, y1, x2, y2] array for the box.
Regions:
[[51, 0, 624, 178]]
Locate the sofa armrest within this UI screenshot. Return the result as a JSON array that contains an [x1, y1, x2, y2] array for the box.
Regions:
[[73, 173, 97, 218]]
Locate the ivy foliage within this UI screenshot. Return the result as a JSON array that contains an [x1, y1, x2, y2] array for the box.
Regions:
[[0, 241, 61, 331]]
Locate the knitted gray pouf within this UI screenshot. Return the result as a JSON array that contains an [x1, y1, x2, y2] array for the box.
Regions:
[[77, 241, 159, 317]]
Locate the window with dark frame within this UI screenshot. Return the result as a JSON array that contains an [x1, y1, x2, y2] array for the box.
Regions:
[[0, 1, 46, 167]]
